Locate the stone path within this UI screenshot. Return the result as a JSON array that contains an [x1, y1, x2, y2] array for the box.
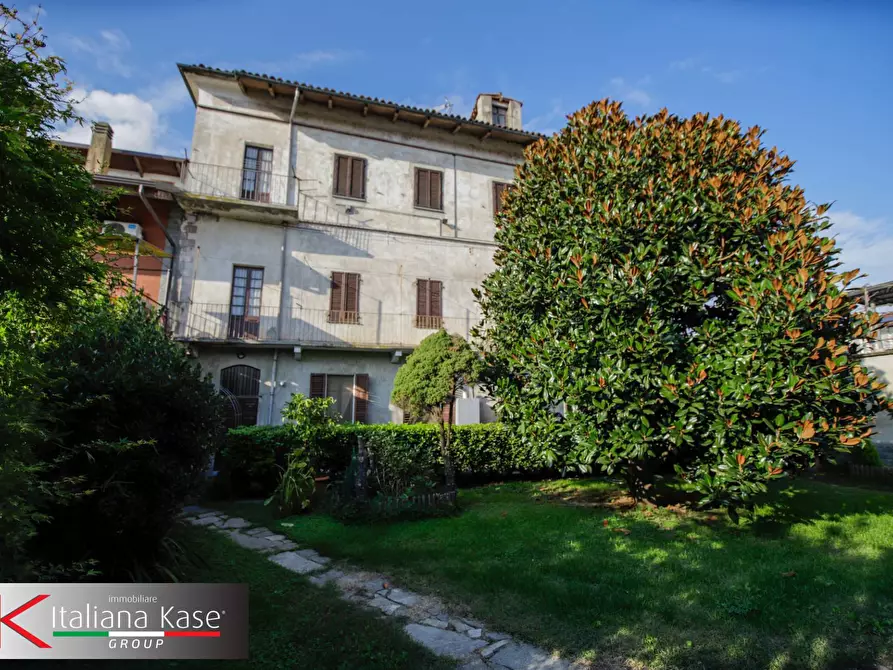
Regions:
[[181, 506, 583, 670]]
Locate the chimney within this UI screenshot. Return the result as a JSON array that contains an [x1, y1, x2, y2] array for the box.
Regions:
[[85, 122, 113, 174], [472, 93, 523, 131]]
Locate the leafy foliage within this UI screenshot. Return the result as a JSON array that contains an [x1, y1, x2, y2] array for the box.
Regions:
[[213, 423, 552, 499], [391, 329, 482, 489], [28, 295, 225, 579], [476, 100, 888, 511], [281, 393, 337, 461], [0, 6, 114, 580], [265, 448, 315, 516], [0, 5, 109, 304]]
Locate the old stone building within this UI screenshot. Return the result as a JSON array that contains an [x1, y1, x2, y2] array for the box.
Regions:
[[168, 65, 542, 425]]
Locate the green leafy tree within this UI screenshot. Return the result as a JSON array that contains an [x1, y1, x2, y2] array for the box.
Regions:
[[476, 100, 888, 514], [391, 329, 481, 490], [0, 5, 111, 578]]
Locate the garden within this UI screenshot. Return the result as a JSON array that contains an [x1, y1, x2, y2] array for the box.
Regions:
[[3, 5, 893, 668]]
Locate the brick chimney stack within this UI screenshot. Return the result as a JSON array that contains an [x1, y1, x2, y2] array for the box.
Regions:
[[85, 122, 113, 174]]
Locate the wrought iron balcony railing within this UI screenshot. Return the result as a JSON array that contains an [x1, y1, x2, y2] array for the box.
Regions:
[[172, 302, 479, 349]]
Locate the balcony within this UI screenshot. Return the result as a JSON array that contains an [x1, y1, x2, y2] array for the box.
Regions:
[[171, 302, 480, 350], [855, 327, 893, 356], [183, 163, 359, 227]]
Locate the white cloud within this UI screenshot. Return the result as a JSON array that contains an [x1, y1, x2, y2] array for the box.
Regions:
[[58, 88, 157, 151], [829, 210, 893, 285], [608, 77, 652, 108], [63, 28, 131, 77], [56, 77, 190, 155]]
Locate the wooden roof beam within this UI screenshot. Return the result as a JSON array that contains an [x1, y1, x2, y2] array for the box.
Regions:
[[422, 117, 431, 129], [362, 103, 368, 117], [267, 83, 276, 98], [392, 109, 400, 122], [327, 96, 333, 109], [133, 155, 144, 176], [452, 123, 462, 135]]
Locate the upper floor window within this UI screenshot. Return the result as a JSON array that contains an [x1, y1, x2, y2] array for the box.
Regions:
[[329, 271, 361, 324], [492, 103, 508, 127], [415, 279, 443, 329], [333, 155, 367, 200], [229, 266, 264, 339], [414, 168, 443, 211], [493, 182, 510, 216], [241, 146, 273, 203]]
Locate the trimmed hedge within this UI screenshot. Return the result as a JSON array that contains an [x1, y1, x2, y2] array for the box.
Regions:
[[214, 423, 553, 499]]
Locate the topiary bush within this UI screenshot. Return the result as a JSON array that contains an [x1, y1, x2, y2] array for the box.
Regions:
[[476, 100, 889, 515]]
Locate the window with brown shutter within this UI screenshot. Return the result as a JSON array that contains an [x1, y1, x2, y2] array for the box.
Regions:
[[333, 154, 367, 199], [328, 271, 361, 324], [493, 182, 510, 216], [415, 279, 443, 329], [308, 373, 369, 423], [309, 373, 327, 398], [414, 168, 443, 211], [354, 374, 369, 424]]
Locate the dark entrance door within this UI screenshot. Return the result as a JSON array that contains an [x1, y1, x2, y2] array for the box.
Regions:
[[220, 364, 261, 426]]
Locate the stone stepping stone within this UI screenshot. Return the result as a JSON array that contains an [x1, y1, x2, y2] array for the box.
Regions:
[[386, 588, 421, 607], [188, 516, 224, 527], [244, 527, 271, 537], [466, 628, 482, 639], [269, 551, 326, 575], [296, 549, 330, 564], [222, 517, 251, 529], [420, 617, 449, 630], [368, 596, 403, 616], [489, 641, 571, 669], [480, 639, 510, 658], [457, 660, 491, 670], [404, 623, 487, 659], [227, 532, 281, 553]]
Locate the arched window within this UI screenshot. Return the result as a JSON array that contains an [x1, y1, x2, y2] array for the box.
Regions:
[[220, 365, 261, 426]]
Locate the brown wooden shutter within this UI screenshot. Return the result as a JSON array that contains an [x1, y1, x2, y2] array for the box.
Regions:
[[330, 272, 344, 312], [309, 373, 326, 398], [349, 158, 365, 199], [354, 374, 369, 423], [335, 156, 350, 196], [493, 182, 507, 215], [416, 279, 429, 316], [430, 171, 442, 210], [415, 169, 427, 208], [430, 280, 442, 317], [345, 273, 359, 313]]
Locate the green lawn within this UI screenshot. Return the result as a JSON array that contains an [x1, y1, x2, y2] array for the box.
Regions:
[[19, 526, 449, 670], [219, 478, 893, 670]]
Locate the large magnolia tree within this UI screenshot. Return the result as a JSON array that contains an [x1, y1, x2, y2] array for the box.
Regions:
[[476, 100, 888, 513]]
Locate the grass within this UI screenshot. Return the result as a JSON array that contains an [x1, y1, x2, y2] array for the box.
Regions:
[[20, 525, 450, 670], [218, 478, 893, 670]]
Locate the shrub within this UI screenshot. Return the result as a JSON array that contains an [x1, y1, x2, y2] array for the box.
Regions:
[[217, 422, 554, 500], [281, 393, 337, 461], [476, 99, 889, 514], [265, 448, 315, 515], [30, 295, 225, 579], [391, 330, 481, 489], [216, 426, 296, 498]]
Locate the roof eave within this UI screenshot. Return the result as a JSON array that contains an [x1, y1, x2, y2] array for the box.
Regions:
[[177, 63, 544, 146]]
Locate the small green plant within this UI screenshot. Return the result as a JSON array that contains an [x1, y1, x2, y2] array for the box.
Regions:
[[281, 393, 337, 463], [265, 448, 316, 515]]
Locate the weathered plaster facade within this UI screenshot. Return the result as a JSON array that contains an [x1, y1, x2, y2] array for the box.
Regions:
[[172, 66, 540, 425]]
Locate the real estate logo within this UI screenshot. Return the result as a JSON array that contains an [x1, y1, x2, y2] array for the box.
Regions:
[[0, 585, 247, 659]]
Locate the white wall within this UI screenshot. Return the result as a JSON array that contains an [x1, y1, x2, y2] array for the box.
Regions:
[[861, 352, 893, 464], [198, 347, 402, 425], [178, 72, 522, 423]]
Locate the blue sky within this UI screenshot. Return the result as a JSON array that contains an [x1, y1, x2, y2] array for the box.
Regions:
[[33, 0, 892, 285]]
